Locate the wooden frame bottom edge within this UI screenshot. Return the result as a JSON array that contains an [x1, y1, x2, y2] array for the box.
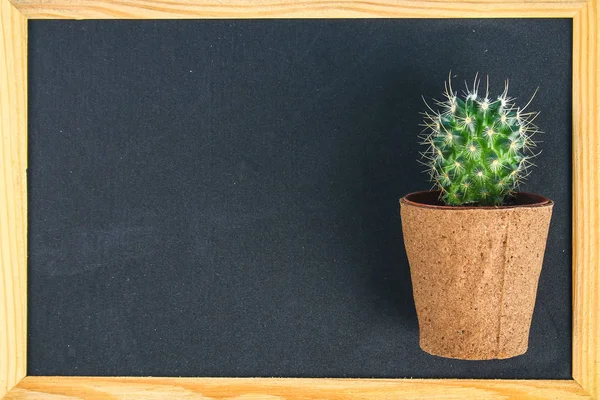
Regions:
[[1, 376, 592, 399]]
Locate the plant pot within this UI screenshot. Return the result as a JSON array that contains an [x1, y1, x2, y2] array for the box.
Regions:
[[400, 190, 553, 360]]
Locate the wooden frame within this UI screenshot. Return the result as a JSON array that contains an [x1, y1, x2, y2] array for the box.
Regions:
[[0, 0, 597, 398]]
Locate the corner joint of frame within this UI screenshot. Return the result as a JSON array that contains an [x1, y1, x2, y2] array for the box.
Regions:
[[5, 0, 30, 19], [571, 376, 595, 399], [571, 0, 591, 18]]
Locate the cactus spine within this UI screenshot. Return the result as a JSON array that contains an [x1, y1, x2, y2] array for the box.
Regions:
[[420, 74, 540, 206]]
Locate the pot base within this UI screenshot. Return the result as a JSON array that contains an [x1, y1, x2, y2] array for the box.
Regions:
[[420, 336, 528, 360]]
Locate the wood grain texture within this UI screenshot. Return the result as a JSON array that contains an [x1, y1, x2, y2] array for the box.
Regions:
[[572, 0, 600, 398], [0, 0, 27, 398], [0, 1, 597, 399], [10, 0, 586, 19], [2, 377, 593, 399]]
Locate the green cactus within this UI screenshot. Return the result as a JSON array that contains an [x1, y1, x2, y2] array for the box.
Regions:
[[420, 74, 540, 206]]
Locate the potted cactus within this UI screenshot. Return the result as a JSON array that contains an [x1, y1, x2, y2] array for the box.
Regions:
[[400, 74, 553, 360]]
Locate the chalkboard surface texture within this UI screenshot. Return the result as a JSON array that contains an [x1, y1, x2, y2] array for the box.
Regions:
[[28, 19, 572, 379]]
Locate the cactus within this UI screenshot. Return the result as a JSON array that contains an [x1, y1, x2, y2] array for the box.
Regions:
[[419, 74, 540, 206]]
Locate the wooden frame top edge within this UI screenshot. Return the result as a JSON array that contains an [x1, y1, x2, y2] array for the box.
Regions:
[[9, 0, 587, 19]]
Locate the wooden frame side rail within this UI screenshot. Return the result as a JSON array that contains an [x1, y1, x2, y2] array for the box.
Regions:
[[1, 0, 597, 398]]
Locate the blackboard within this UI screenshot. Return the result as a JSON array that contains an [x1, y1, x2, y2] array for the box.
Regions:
[[28, 19, 572, 379]]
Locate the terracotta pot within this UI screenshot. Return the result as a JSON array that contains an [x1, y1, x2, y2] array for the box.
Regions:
[[400, 191, 553, 360]]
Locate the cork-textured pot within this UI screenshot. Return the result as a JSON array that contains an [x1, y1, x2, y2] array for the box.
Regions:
[[400, 191, 553, 360]]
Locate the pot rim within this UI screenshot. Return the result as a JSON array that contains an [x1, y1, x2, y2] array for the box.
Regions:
[[400, 190, 553, 210]]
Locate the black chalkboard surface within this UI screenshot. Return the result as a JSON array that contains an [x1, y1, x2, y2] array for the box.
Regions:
[[28, 19, 572, 379]]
